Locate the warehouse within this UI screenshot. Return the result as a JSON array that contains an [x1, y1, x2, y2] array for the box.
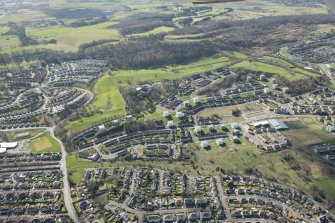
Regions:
[[269, 119, 289, 131]]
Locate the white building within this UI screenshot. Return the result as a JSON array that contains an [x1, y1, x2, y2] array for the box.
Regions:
[[231, 123, 239, 129], [326, 125, 334, 133], [194, 125, 202, 133], [216, 138, 224, 146], [166, 121, 174, 128], [193, 97, 200, 104], [264, 88, 271, 94], [163, 111, 170, 117], [176, 112, 184, 119], [98, 124, 106, 132], [201, 141, 209, 148], [0, 142, 18, 154]]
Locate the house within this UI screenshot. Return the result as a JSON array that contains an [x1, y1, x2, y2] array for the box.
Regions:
[[176, 214, 187, 223], [147, 215, 161, 223], [98, 124, 106, 132], [216, 138, 224, 146], [231, 123, 239, 129], [163, 111, 170, 117], [200, 141, 209, 148], [163, 214, 174, 223], [166, 121, 174, 128], [176, 112, 184, 119], [326, 125, 334, 133], [194, 126, 202, 133], [193, 97, 200, 104]]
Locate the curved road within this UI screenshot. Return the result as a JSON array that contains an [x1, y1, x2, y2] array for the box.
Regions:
[[50, 127, 81, 223]]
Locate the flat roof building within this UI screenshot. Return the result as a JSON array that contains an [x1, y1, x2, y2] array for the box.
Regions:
[[269, 119, 288, 131]]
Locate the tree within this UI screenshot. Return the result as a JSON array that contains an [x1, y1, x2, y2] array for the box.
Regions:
[[232, 109, 241, 117]]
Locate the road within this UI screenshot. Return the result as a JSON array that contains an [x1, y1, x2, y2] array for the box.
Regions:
[[49, 127, 81, 223], [320, 64, 335, 86], [214, 176, 232, 221]]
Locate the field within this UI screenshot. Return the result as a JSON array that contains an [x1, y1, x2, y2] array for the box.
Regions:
[[16, 22, 121, 53], [283, 117, 335, 148], [315, 178, 335, 200], [129, 26, 175, 37], [0, 128, 45, 142], [197, 103, 263, 123], [231, 60, 316, 80], [29, 132, 62, 153]]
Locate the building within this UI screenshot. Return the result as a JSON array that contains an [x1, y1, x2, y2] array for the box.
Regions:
[[264, 88, 271, 94], [176, 112, 184, 118], [0, 142, 18, 153], [193, 97, 200, 104], [201, 141, 209, 148], [163, 111, 170, 117], [231, 123, 239, 129], [326, 125, 334, 133], [194, 126, 202, 133], [98, 124, 106, 132], [269, 119, 289, 131], [216, 138, 224, 146], [166, 121, 174, 128]]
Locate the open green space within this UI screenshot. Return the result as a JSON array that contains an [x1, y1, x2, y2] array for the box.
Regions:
[[29, 132, 61, 153], [23, 22, 121, 52], [231, 61, 306, 80], [284, 120, 308, 130], [129, 26, 175, 37], [283, 117, 335, 148], [315, 177, 335, 200], [0, 128, 45, 142]]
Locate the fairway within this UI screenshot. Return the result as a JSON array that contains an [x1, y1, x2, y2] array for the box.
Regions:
[[30, 132, 62, 153]]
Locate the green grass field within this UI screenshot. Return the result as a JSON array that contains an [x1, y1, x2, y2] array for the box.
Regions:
[[315, 177, 335, 200], [29, 132, 62, 153], [283, 117, 335, 148], [24, 22, 121, 52], [129, 26, 175, 37], [231, 61, 307, 80]]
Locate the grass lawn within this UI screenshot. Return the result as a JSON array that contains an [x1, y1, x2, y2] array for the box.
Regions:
[[284, 120, 308, 130], [0, 128, 45, 142], [24, 22, 121, 52], [197, 103, 262, 123], [315, 177, 335, 200], [128, 26, 175, 37], [29, 132, 61, 153], [283, 117, 335, 149], [231, 61, 305, 80], [66, 75, 126, 133]]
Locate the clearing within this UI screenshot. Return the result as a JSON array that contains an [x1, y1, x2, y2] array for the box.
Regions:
[[29, 132, 62, 153]]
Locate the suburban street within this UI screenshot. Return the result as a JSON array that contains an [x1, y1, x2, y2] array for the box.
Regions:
[[50, 126, 81, 223]]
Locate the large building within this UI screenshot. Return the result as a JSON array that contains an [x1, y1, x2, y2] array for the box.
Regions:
[[0, 142, 18, 154], [269, 119, 289, 131]]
